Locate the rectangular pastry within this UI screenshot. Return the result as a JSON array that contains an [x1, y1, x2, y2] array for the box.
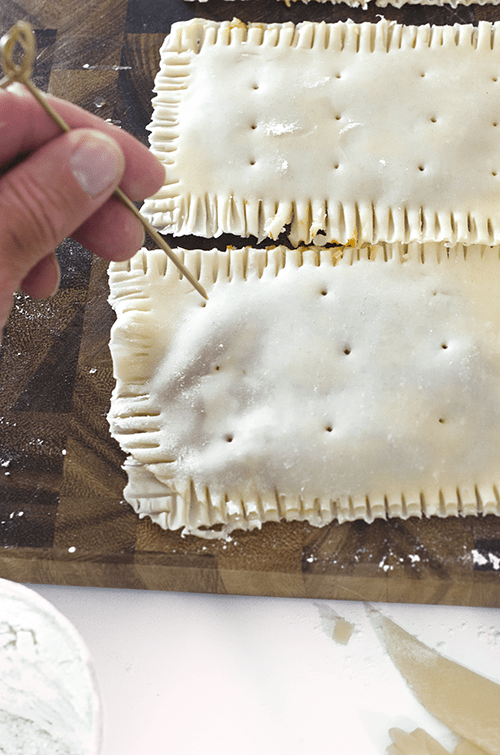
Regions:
[[142, 19, 500, 248], [108, 244, 500, 539]]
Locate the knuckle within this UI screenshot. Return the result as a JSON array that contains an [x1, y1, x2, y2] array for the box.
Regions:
[[0, 171, 70, 262]]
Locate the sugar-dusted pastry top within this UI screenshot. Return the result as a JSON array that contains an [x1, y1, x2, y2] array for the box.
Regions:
[[108, 244, 500, 538], [143, 19, 500, 248]]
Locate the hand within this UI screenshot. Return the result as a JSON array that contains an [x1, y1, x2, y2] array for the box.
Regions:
[[0, 85, 165, 334]]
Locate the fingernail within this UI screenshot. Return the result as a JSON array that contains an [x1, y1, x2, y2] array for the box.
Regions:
[[7, 82, 30, 97], [69, 131, 124, 196]]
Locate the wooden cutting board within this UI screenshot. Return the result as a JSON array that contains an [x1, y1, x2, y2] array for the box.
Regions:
[[1, 0, 500, 606]]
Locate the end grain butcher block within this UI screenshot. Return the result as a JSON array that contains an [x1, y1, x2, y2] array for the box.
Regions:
[[0, 0, 500, 606], [1, 253, 499, 606]]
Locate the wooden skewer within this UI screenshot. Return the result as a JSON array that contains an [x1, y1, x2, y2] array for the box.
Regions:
[[0, 20, 208, 300]]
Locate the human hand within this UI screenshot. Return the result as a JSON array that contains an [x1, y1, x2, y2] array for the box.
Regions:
[[0, 85, 165, 336]]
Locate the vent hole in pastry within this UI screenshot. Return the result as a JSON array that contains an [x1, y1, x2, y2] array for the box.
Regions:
[[250, 123, 257, 130], [215, 365, 220, 371], [438, 418, 445, 424], [493, 171, 498, 177], [343, 347, 351, 355], [249, 159, 256, 166], [494, 122, 498, 128], [420, 72, 426, 78], [334, 163, 340, 170], [430, 116, 437, 123], [418, 165, 425, 172], [335, 73, 342, 79], [225, 434, 234, 443], [320, 289, 328, 296], [493, 77, 498, 82], [325, 425, 333, 433], [252, 84, 259, 90], [335, 114, 341, 121], [441, 343, 448, 349]]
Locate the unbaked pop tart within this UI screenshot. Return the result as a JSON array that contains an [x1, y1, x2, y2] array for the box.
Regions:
[[142, 19, 500, 248], [108, 244, 500, 538]]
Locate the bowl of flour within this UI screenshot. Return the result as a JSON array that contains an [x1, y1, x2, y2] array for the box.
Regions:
[[0, 578, 101, 755]]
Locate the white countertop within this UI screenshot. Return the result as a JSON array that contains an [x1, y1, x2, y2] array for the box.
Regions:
[[25, 585, 500, 755]]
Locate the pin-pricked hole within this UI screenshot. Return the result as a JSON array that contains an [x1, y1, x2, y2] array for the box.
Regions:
[[438, 418, 445, 424], [250, 123, 257, 130], [249, 159, 256, 166], [320, 289, 328, 296], [224, 434, 234, 443], [343, 347, 351, 355], [441, 343, 448, 350], [430, 116, 437, 123], [418, 165, 425, 172], [325, 425, 333, 433]]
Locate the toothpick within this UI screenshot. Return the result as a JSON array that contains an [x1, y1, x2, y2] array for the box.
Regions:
[[0, 20, 208, 300]]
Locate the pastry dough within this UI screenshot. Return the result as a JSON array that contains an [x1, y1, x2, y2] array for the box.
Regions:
[[379, 614, 500, 755], [377, 0, 500, 6], [108, 244, 500, 538], [189, 0, 500, 6], [188, 0, 499, 10], [388, 728, 488, 755], [143, 19, 500, 247]]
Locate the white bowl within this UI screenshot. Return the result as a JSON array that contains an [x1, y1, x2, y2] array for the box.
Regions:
[[0, 578, 101, 755]]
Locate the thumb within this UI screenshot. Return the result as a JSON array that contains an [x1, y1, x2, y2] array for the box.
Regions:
[[0, 128, 125, 302]]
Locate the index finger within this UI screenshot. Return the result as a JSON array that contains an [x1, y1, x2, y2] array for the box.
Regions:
[[0, 87, 164, 200]]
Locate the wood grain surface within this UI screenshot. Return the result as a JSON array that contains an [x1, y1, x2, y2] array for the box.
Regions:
[[1, 0, 500, 605]]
